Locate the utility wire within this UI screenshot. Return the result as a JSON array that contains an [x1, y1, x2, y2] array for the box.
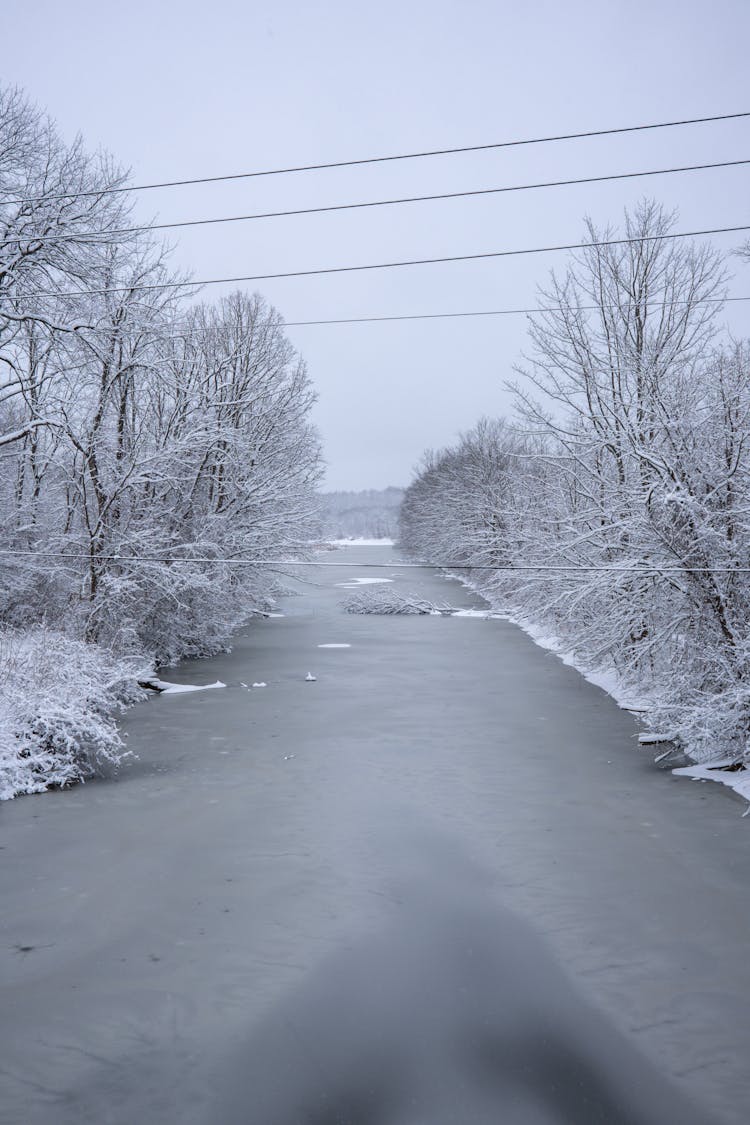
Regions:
[[280, 294, 750, 327], [3, 156, 749, 246], [2, 223, 749, 303], [3, 294, 745, 345], [0, 550, 747, 574], [5, 110, 749, 207]]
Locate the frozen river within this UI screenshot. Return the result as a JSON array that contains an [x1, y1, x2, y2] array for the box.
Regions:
[[1, 545, 749, 1123]]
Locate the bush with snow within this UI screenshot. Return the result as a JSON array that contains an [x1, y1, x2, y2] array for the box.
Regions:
[[0, 628, 148, 800]]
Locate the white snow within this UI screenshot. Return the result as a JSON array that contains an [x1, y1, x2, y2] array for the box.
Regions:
[[251, 681, 267, 688], [335, 576, 394, 588], [328, 537, 395, 546], [0, 627, 142, 801], [450, 608, 503, 619], [673, 761, 750, 810], [149, 679, 226, 695], [268, 613, 285, 618], [317, 643, 352, 648]]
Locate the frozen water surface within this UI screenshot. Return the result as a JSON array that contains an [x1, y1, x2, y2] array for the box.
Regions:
[[0, 545, 748, 1124]]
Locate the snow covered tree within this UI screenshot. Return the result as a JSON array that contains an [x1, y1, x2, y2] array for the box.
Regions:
[[402, 201, 750, 765], [0, 83, 323, 797]]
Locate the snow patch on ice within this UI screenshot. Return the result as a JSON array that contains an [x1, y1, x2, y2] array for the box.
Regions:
[[335, 576, 394, 588], [251, 681, 267, 688], [673, 760, 750, 809], [149, 678, 226, 695], [317, 643, 352, 648], [450, 608, 504, 619], [328, 537, 395, 546]]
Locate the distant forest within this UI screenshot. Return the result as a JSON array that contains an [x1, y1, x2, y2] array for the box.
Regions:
[[318, 487, 404, 540]]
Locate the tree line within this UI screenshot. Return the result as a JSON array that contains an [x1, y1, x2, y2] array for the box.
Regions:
[[0, 84, 322, 796], [400, 200, 750, 764], [317, 487, 404, 541]]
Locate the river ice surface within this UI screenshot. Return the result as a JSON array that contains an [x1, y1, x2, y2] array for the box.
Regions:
[[1, 545, 749, 1124]]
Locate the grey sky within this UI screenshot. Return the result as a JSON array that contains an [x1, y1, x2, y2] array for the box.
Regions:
[[4, 0, 749, 489]]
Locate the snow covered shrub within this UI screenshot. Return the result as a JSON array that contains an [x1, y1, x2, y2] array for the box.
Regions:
[[90, 557, 274, 665], [0, 628, 148, 800]]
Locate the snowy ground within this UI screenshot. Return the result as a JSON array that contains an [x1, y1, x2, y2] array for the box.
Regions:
[[1, 545, 748, 1123]]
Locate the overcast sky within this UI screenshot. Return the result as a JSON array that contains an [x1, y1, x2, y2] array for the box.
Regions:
[[4, 0, 749, 489]]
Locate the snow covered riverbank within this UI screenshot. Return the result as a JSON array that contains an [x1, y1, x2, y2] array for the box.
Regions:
[[444, 571, 750, 812], [0, 638, 228, 800]]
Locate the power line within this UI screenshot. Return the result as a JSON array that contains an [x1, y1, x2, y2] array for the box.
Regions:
[[280, 294, 750, 327], [4, 156, 750, 246], [2, 223, 749, 303], [0, 550, 747, 574], [5, 110, 749, 207], [4, 293, 743, 344]]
